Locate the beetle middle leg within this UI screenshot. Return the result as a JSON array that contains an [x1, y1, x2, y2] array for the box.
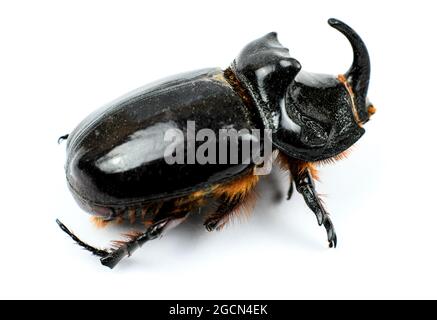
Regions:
[[204, 195, 246, 231], [204, 171, 259, 231], [278, 154, 337, 248]]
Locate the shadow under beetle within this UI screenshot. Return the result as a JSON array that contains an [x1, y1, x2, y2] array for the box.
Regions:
[[57, 18, 375, 268]]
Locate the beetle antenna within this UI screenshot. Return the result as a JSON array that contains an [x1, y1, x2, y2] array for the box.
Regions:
[[57, 134, 69, 144], [56, 219, 109, 257]]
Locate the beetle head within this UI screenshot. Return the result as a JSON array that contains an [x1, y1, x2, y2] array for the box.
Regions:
[[274, 18, 374, 161]]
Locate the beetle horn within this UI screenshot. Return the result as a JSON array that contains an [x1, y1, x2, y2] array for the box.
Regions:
[[328, 18, 370, 122]]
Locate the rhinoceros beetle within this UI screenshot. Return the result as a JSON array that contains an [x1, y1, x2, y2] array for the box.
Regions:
[[57, 18, 375, 268]]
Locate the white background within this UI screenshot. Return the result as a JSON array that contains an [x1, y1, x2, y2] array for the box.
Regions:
[[1, 0, 436, 299]]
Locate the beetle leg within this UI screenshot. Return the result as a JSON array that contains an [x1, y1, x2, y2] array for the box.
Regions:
[[204, 196, 243, 231], [275, 152, 295, 200], [56, 219, 109, 257], [294, 168, 337, 248], [100, 212, 189, 269], [287, 177, 294, 200], [58, 210, 189, 269], [205, 171, 259, 231]]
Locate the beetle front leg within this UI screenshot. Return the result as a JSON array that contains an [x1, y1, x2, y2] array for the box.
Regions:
[[294, 168, 337, 248]]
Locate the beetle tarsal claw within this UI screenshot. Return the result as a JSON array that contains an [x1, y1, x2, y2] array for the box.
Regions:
[[323, 214, 337, 248], [204, 217, 221, 232], [204, 222, 215, 232], [205, 218, 228, 232]]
